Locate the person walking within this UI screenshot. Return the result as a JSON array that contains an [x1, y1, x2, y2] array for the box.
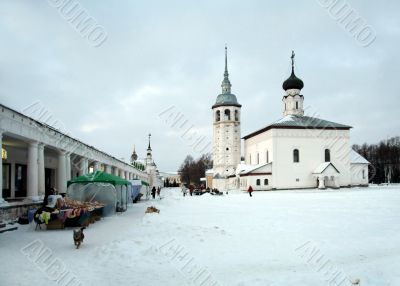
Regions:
[[181, 184, 187, 197], [157, 186, 161, 199], [151, 186, 156, 199], [189, 185, 194, 196], [247, 185, 253, 197]]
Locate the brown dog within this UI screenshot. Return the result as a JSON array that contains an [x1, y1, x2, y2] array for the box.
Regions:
[[145, 206, 160, 214], [73, 227, 85, 249]]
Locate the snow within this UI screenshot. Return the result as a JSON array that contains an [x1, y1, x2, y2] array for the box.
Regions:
[[274, 114, 295, 124], [313, 162, 332, 174], [236, 163, 260, 174], [351, 150, 370, 164], [1, 186, 400, 286]]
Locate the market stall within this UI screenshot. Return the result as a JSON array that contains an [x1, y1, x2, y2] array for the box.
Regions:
[[67, 171, 131, 215], [33, 198, 105, 230], [140, 180, 150, 200], [129, 180, 145, 202]]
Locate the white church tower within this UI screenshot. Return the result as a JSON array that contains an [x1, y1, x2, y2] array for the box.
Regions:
[[211, 46, 241, 190], [145, 133, 157, 186], [282, 51, 304, 116]]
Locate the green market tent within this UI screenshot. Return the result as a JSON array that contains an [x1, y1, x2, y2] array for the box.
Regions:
[[67, 171, 131, 215], [67, 171, 130, 187]]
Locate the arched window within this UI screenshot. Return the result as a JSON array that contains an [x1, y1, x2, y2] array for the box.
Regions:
[[264, 179, 268, 185], [216, 110, 220, 122], [293, 149, 299, 163], [234, 110, 239, 121], [257, 153, 259, 164], [256, 179, 260, 186], [296, 101, 299, 109], [325, 149, 330, 162], [266, 150, 269, 163], [224, 109, 231, 121]]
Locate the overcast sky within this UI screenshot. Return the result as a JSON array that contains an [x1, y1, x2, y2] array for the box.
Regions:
[[0, 0, 399, 172]]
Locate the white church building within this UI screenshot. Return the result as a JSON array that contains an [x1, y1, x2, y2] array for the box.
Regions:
[[208, 49, 369, 191]]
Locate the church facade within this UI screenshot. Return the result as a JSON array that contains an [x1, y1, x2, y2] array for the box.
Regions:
[[208, 49, 369, 191]]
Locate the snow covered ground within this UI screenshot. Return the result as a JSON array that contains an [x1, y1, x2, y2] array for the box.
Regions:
[[1, 186, 400, 286]]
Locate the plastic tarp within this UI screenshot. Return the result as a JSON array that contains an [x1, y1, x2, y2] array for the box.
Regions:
[[129, 180, 142, 201], [115, 185, 129, 211], [66, 183, 117, 216], [67, 171, 131, 213]]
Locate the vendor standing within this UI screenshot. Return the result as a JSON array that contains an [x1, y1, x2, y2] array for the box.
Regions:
[[45, 188, 65, 209]]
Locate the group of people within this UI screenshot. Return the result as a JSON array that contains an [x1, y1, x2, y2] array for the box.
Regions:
[[180, 184, 224, 196], [179, 184, 255, 197], [181, 185, 194, 196], [151, 186, 162, 199]]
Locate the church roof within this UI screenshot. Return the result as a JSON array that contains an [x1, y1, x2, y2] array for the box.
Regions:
[[350, 150, 370, 164], [243, 115, 352, 140], [312, 162, 340, 174], [238, 163, 272, 176]]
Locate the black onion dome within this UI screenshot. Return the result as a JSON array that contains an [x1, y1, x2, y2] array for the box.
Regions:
[[282, 70, 304, 90]]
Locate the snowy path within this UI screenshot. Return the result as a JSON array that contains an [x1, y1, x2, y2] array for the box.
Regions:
[[1, 186, 400, 286]]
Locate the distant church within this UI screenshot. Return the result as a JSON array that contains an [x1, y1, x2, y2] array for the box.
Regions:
[[207, 48, 369, 191]]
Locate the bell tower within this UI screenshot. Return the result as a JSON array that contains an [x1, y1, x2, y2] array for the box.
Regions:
[[212, 46, 241, 189]]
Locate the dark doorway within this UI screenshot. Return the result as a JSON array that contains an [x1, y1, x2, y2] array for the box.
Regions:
[[45, 168, 54, 196], [15, 164, 27, 197], [2, 163, 11, 198]]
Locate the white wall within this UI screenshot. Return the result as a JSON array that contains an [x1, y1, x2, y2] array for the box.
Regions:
[[273, 128, 351, 189], [244, 131, 273, 165], [244, 128, 352, 189], [350, 163, 369, 186], [240, 175, 272, 191]]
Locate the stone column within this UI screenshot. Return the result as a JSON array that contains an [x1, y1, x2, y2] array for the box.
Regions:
[[38, 143, 45, 196], [57, 150, 67, 194], [27, 141, 39, 198], [333, 176, 339, 188], [65, 153, 71, 181], [318, 175, 325, 189], [0, 131, 5, 204], [93, 161, 101, 172], [113, 167, 118, 176], [105, 165, 112, 174], [84, 159, 89, 174], [79, 157, 89, 176]]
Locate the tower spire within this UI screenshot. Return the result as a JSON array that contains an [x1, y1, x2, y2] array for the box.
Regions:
[[147, 133, 152, 150], [131, 144, 138, 162], [221, 45, 232, 94], [291, 50, 295, 74], [224, 44, 228, 77]]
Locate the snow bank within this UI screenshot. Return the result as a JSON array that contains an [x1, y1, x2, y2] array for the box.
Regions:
[[1, 186, 400, 286]]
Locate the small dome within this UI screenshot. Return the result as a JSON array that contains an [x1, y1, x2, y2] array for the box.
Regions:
[[212, 93, 241, 108], [282, 70, 304, 91], [216, 93, 238, 105]]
